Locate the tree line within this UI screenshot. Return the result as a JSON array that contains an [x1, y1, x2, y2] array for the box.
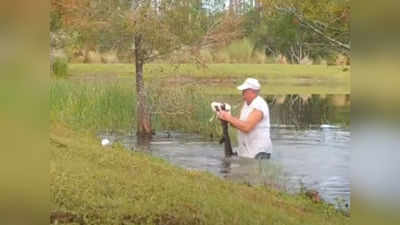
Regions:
[[51, 0, 350, 65], [50, 0, 350, 138]]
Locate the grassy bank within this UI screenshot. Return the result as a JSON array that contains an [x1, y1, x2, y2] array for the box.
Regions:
[[50, 123, 349, 225], [68, 63, 350, 94]]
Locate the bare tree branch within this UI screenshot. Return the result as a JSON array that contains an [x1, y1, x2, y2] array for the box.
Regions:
[[274, 5, 350, 51]]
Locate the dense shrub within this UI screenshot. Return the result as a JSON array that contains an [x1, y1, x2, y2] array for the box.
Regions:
[[225, 39, 253, 63], [51, 57, 68, 78]]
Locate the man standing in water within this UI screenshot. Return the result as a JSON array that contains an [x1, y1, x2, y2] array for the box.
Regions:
[[217, 78, 272, 159]]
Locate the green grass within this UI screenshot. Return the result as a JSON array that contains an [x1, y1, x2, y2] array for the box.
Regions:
[[68, 63, 350, 94], [69, 63, 348, 78], [50, 79, 137, 132], [50, 123, 350, 225], [50, 79, 233, 138]]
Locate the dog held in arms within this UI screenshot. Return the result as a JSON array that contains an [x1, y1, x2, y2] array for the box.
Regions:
[[211, 102, 236, 157]]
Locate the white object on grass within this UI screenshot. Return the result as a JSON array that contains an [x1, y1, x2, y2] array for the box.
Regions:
[[101, 138, 111, 146]]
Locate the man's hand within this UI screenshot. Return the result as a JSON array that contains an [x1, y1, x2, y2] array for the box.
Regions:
[[217, 111, 231, 122]]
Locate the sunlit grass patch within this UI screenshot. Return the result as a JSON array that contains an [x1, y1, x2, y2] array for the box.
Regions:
[[69, 63, 349, 77], [68, 63, 350, 94]]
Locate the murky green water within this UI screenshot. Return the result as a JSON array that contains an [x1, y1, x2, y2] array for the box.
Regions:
[[99, 94, 350, 209]]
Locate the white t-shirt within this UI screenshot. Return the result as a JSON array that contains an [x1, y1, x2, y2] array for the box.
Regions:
[[236, 96, 272, 158]]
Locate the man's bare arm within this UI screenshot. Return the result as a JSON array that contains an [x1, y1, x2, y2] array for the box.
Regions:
[[218, 109, 263, 133]]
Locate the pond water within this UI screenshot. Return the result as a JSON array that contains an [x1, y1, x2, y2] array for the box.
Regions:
[[99, 94, 350, 209]]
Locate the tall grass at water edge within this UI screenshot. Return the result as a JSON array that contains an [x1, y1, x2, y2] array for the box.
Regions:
[[147, 81, 241, 139], [50, 80, 136, 132], [50, 79, 232, 138]]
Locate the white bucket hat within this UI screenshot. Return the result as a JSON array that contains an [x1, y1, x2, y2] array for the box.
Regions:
[[237, 78, 261, 91]]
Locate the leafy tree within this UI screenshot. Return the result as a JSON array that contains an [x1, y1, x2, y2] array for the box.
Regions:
[[58, 0, 241, 138], [260, 0, 350, 53], [50, 0, 111, 61], [244, 8, 331, 63], [242, 0, 349, 63]]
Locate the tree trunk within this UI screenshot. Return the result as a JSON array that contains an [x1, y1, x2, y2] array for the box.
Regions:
[[229, 0, 233, 13], [83, 47, 90, 63], [134, 35, 152, 139]]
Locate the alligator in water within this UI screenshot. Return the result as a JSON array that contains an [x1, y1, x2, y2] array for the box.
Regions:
[[212, 103, 236, 157]]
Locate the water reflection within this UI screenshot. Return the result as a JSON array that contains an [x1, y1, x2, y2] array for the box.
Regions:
[[136, 133, 152, 152], [270, 127, 350, 208], [265, 94, 350, 128]]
